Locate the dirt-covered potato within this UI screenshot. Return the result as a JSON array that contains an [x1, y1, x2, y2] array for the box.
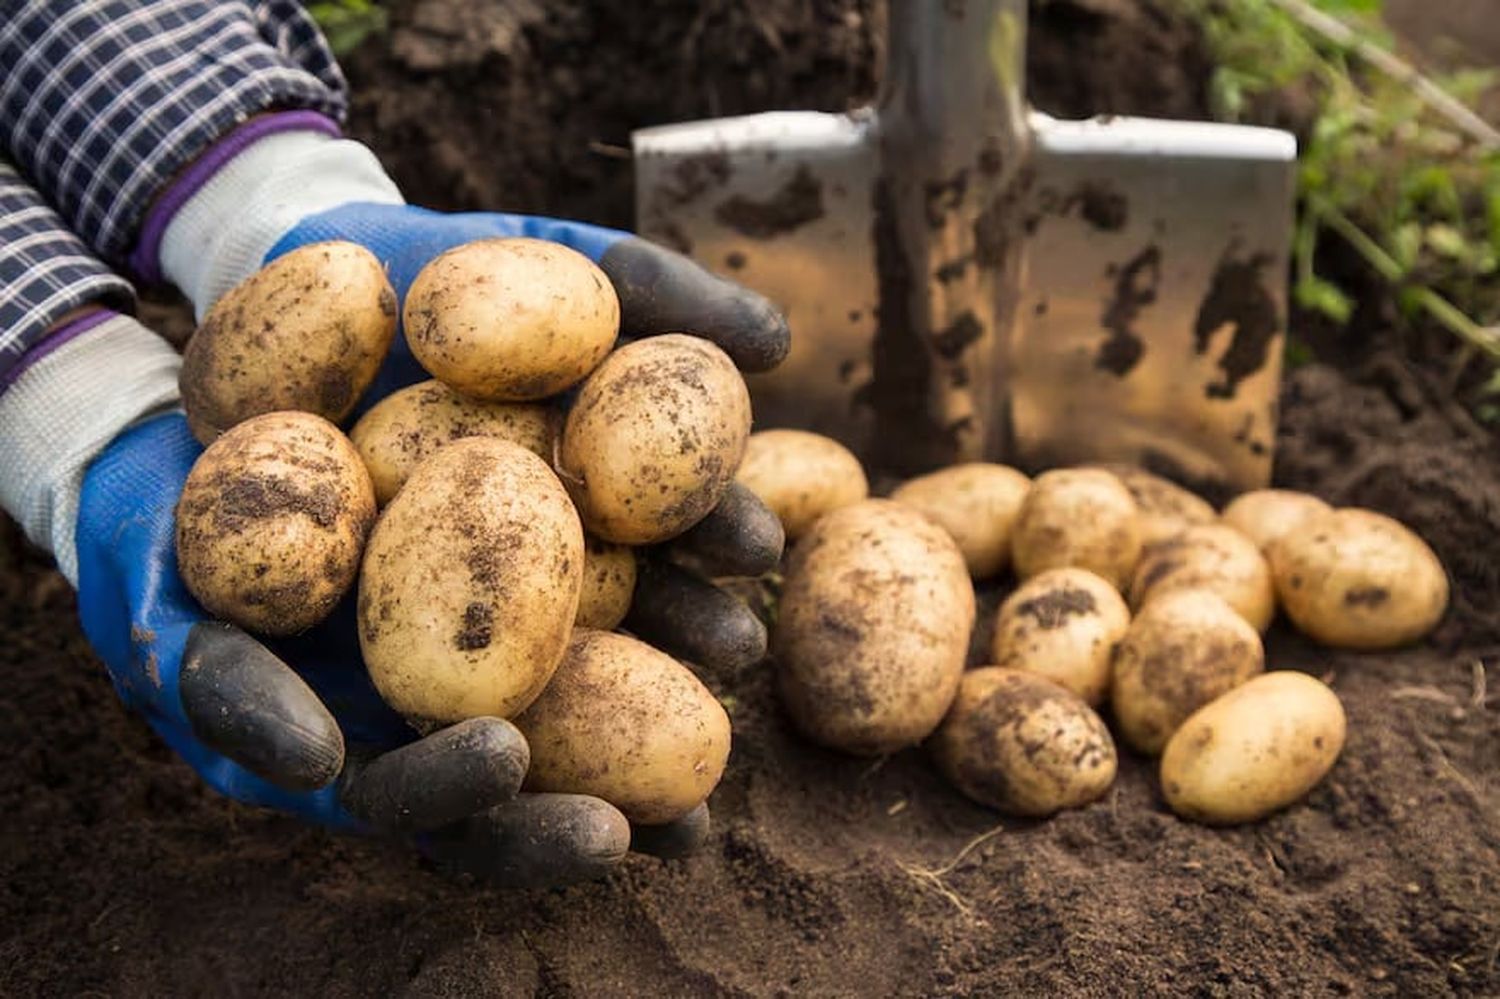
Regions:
[[181, 242, 397, 443], [358, 437, 583, 723], [576, 537, 636, 630], [890, 463, 1031, 578], [350, 379, 556, 505], [776, 500, 975, 755], [1269, 508, 1448, 649], [1111, 589, 1264, 755], [560, 334, 751, 544], [989, 568, 1128, 705], [176, 411, 375, 635], [1100, 465, 1217, 547], [1221, 489, 1332, 552], [403, 238, 618, 401], [1161, 671, 1346, 825], [1011, 468, 1141, 590], [1130, 524, 1275, 632], [734, 429, 868, 540], [514, 629, 730, 824], [931, 668, 1116, 817]]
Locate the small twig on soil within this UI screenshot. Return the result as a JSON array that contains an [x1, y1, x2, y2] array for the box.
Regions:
[[1471, 660, 1487, 709], [1389, 685, 1457, 705], [587, 140, 631, 159], [893, 824, 1006, 918], [886, 799, 908, 817], [1414, 731, 1484, 805], [859, 755, 889, 781]]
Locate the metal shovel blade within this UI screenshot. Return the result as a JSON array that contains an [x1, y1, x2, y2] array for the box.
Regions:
[[633, 0, 1296, 494]]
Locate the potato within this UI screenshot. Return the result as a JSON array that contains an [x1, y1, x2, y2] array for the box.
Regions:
[[1011, 468, 1141, 590], [1099, 464, 1217, 547], [560, 334, 751, 544], [1111, 589, 1264, 755], [776, 500, 975, 755], [890, 463, 1031, 578], [1161, 671, 1346, 825], [403, 238, 619, 401], [514, 629, 730, 824], [1221, 489, 1332, 552], [358, 437, 583, 723], [1269, 508, 1448, 649], [931, 668, 1116, 817], [576, 536, 637, 630], [989, 568, 1128, 705], [1130, 524, 1275, 632], [349, 379, 556, 505], [735, 429, 869, 540], [181, 242, 397, 443], [176, 411, 375, 635]]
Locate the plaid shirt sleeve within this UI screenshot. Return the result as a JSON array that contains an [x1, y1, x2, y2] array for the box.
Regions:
[[0, 1, 347, 270], [0, 159, 135, 384]]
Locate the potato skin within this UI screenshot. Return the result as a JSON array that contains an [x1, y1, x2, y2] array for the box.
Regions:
[[1111, 589, 1265, 754], [931, 668, 1117, 817], [1011, 468, 1142, 590], [403, 238, 619, 401], [735, 430, 869, 540], [176, 411, 375, 635], [1221, 489, 1332, 552], [1269, 508, 1448, 649], [775, 500, 975, 756], [891, 463, 1031, 578], [1100, 465, 1217, 548], [358, 437, 583, 723], [576, 536, 637, 630], [1130, 524, 1275, 632], [514, 629, 730, 824], [560, 334, 751, 544], [989, 568, 1128, 705], [349, 379, 556, 505], [181, 242, 397, 443], [1161, 671, 1345, 825]]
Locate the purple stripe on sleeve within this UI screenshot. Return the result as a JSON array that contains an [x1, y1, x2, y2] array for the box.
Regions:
[[0, 309, 120, 393]]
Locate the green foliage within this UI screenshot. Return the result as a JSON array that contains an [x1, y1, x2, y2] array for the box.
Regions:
[[308, 0, 387, 57]]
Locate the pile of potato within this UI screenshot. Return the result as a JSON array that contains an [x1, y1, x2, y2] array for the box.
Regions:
[[738, 433, 1449, 826]]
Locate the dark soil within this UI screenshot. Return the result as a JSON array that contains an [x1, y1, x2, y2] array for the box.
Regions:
[[4, 1, 1497, 995]]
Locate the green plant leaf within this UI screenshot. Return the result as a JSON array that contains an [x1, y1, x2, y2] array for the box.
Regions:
[[1296, 275, 1355, 324]]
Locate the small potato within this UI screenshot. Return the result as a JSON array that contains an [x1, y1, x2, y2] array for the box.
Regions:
[[176, 411, 375, 635], [735, 429, 869, 540], [1099, 465, 1217, 548], [403, 238, 618, 401], [1221, 489, 1332, 552], [349, 379, 555, 506], [776, 500, 975, 755], [181, 242, 397, 443], [1269, 508, 1448, 649], [358, 437, 583, 723], [1011, 468, 1141, 590], [514, 629, 730, 824], [560, 335, 751, 544], [989, 568, 1128, 705], [576, 537, 637, 630], [1111, 590, 1264, 754], [1161, 671, 1346, 825], [890, 463, 1031, 578], [1130, 524, 1275, 632], [931, 668, 1116, 817]]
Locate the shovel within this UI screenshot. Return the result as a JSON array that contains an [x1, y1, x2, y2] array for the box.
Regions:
[[632, 0, 1296, 496]]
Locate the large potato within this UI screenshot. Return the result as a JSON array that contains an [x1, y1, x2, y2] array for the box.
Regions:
[[403, 238, 618, 401], [576, 537, 637, 630], [514, 629, 730, 824], [1111, 590, 1264, 754], [775, 500, 975, 755], [1011, 468, 1142, 590], [1100, 464, 1217, 547], [1161, 671, 1346, 825], [176, 411, 375, 635], [1130, 524, 1275, 632], [735, 429, 868, 540], [989, 568, 1128, 705], [890, 463, 1031, 578], [358, 437, 583, 723], [931, 668, 1116, 817], [559, 334, 751, 544], [349, 379, 556, 505], [181, 242, 397, 443], [1221, 489, 1332, 552], [1269, 508, 1448, 649]]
